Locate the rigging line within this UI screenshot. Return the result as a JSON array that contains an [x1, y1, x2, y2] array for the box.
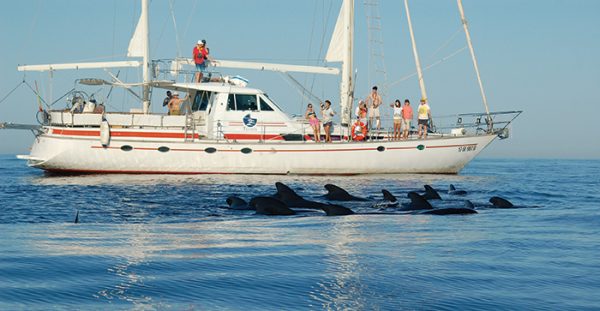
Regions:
[[71, 54, 128, 63], [152, 7, 170, 53], [112, 0, 118, 60], [168, 0, 182, 58], [387, 46, 467, 88], [23, 80, 49, 108], [427, 26, 463, 62], [221, 57, 325, 62], [0, 81, 25, 106], [303, 0, 319, 105], [309, 0, 334, 94], [106, 70, 121, 101], [182, 0, 199, 39], [49, 88, 76, 107], [18, 0, 42, 58], [279, 72, 323, 105]]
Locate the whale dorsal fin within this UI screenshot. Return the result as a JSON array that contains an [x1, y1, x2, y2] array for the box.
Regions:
[[381, 189, 397, 203]]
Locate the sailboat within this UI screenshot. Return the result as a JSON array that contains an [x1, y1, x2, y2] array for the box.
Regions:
[[3, 0, 520, 174]]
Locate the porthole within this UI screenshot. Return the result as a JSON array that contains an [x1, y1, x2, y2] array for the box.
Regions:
[[377, 146, 385, 152], [416, 144, 425, 151], [121, 145, 133, 152], [158, 146, 170, 153], [241, 147, 252, 154], [204, 147, 217, 154]]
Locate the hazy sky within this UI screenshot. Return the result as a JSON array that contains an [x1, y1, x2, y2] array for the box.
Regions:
[[1, 0, 599, 159]]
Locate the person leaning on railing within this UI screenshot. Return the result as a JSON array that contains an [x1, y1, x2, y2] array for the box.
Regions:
[[167, 92, 189, 115]]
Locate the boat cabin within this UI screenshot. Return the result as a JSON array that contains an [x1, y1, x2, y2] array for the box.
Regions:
[[47, 81, 306, 142]]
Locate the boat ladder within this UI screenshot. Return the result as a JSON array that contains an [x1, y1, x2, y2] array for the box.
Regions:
[[184, 113, 195, 142]]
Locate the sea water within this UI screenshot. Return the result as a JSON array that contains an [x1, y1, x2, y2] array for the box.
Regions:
[[0, 155, 599, 310]]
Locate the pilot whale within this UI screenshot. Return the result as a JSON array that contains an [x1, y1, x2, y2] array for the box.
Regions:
[[275, 182, 326, 209], [320, 204, 355, 216], [421, 208, 477, 215], [402, 192, 434, 210], [489, 196, 515, 208], [226, 196, 255, 210], [249, 197, 296, 216], [372, 189, 399, 209], [324, 184, 368, 201], [448, 184, 467, 196], [422, 185, 442, 200]]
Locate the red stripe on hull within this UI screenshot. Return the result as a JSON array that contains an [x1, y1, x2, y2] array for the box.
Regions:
[[52, 129, 100, 136], [223, 133, 285, 140], [43, 168, 357, 176], [89, 143, 477, 153]]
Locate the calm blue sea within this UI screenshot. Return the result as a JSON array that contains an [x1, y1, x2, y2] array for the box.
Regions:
[[0, 155, 599, 310]]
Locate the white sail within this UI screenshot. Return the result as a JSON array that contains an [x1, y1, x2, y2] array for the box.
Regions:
[[325, 1, 346, 62], [127, 16, 144, 58]]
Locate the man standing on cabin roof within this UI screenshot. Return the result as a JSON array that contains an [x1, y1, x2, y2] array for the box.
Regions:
[[365, 86, 382, 130], [193, 39, 213, 83]]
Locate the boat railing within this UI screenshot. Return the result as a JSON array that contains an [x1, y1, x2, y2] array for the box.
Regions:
[[152, 58, 225, 83], [45, 109, 206, 130], [354, 110, 522, 140]]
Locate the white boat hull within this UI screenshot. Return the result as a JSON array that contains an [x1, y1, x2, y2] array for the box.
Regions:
[[27, 129, 496, 174]]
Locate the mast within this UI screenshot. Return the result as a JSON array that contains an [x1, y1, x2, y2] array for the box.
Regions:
[[403, 0, 428, 101], [141, 0, 151, 114], [457, 0, 490, 117], [341, 0, 354, 126]]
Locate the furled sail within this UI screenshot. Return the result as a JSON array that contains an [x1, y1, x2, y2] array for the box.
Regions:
[[325, 0, 354, 126], [127, 16, 144, 58], [325, 1, 346, 62]]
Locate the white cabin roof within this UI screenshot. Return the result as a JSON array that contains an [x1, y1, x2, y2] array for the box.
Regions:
[[153, 81, 262, 95]]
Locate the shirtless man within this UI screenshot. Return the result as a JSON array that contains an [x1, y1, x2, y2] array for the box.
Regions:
[[365, 86, 382, 130], [167, 92, 189, 115]]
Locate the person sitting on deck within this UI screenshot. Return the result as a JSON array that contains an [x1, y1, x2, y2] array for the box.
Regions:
[[93, 103, 105, 114]]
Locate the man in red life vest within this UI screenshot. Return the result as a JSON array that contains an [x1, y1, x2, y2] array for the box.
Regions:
[[193, 39, 211, 83]]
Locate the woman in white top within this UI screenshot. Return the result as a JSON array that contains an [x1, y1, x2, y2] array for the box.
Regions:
[[320, 100, 335, 143], [390, 99, 403, 140]]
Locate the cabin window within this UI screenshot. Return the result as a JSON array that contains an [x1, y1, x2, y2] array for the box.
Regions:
[[228, 94, 259, 111], [227, 94, 236, 111], [193, 90, 212, 111], [263, 93, 283, 111], [259, 97, 274, 111], [235, 94, 257, 111]]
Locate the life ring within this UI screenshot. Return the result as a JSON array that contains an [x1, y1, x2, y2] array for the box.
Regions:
[[351, 121, 367, 141]]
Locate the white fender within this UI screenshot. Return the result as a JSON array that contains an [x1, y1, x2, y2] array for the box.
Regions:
[[100, 120, 110, 146]]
